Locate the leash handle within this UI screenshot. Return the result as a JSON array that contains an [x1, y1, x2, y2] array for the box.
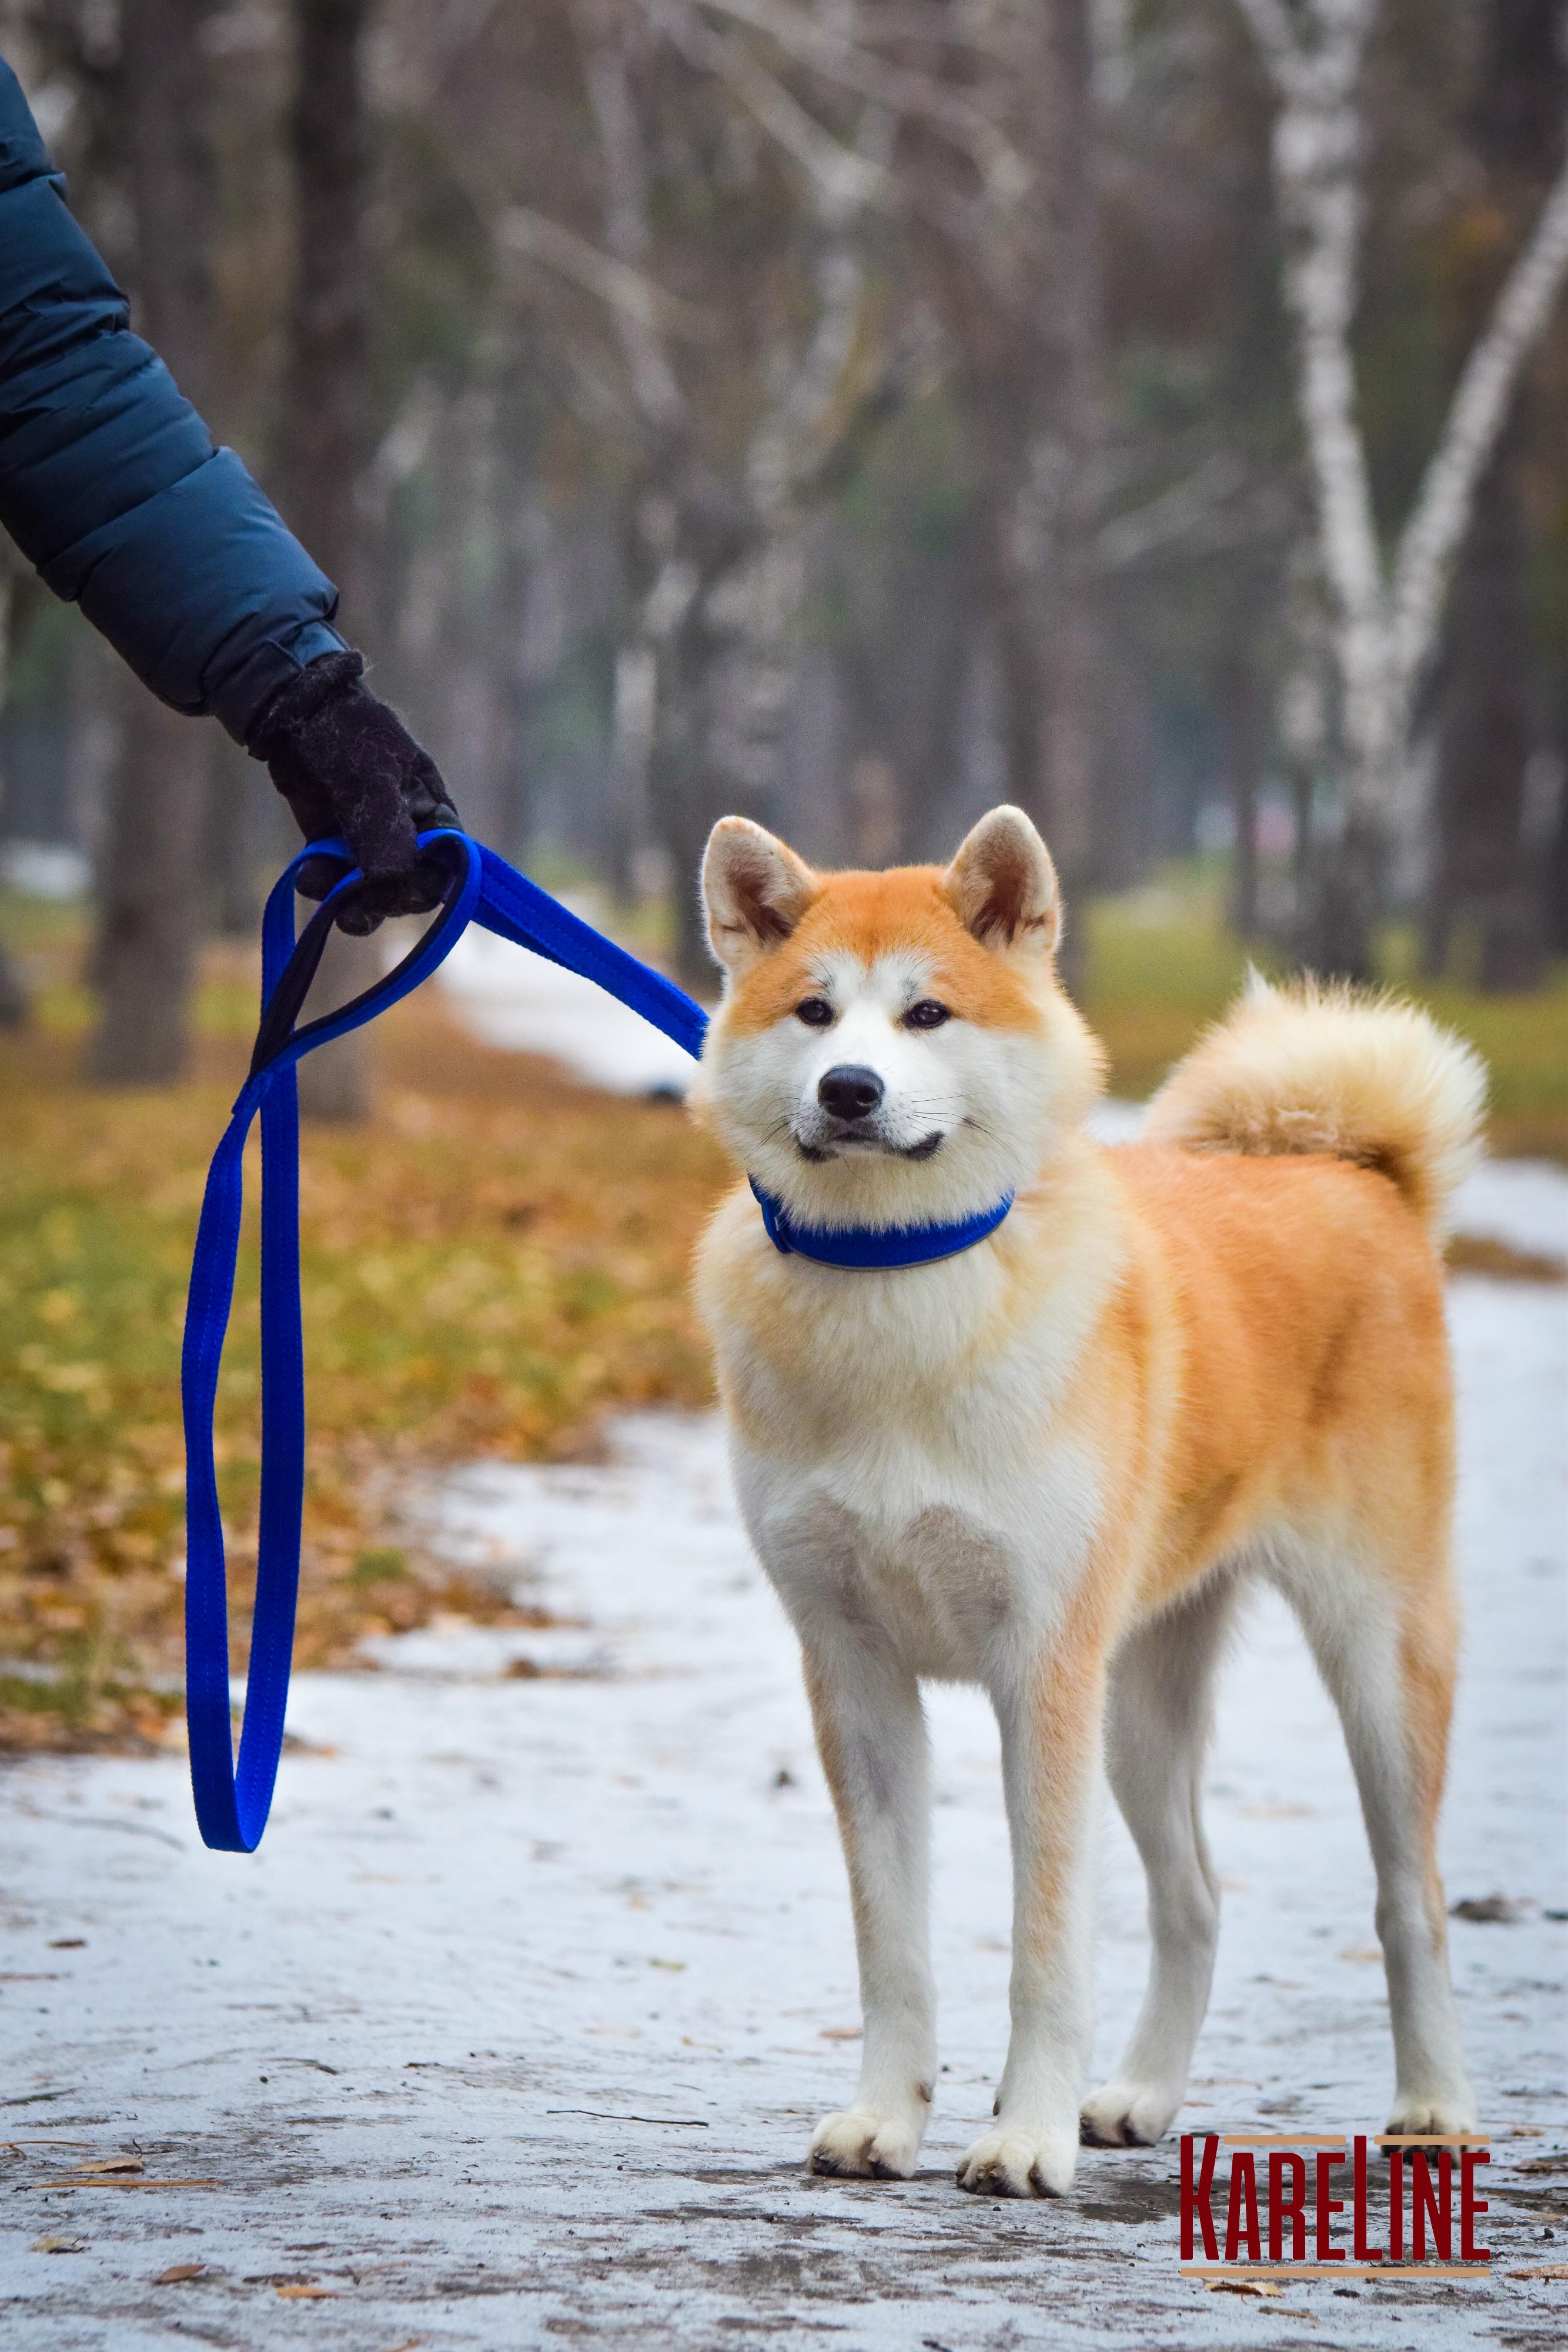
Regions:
[[181, 831, 706, 1852]]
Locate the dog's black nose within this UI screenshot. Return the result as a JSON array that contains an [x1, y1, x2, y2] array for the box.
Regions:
[[818, 1064, 884, 1121]]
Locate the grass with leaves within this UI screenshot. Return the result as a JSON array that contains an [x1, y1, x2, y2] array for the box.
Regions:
[[0, 933, 729, 1752], [1086, 879, 1568, 1154]]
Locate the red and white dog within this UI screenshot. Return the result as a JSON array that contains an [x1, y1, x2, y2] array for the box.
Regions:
[[691, 804, 1482, 2198]]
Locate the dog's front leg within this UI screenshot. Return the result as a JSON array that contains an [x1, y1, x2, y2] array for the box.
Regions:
[[801, 1634, 935, 2181], [958, 1646, 1104, 2198]]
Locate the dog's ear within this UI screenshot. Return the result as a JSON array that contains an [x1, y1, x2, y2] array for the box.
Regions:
[[702, 817, 817, 975], [943, 806, 1061, 956]]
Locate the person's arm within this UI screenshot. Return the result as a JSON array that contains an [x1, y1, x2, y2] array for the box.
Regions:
[[0, 60, 457, 927]]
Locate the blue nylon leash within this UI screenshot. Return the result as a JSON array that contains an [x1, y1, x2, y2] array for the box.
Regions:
[[181, 829, 1011, 1850]]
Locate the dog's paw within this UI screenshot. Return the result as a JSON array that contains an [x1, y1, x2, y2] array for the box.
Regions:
[[956, 2123, 1076, 2199], [808, 2107, 923, 2181], [1384, 2087, 1479, 2140], [1079, 2079, 1182, 2148]]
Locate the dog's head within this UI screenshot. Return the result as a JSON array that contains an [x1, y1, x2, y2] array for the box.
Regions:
[[691, 806, 1104, 1231]]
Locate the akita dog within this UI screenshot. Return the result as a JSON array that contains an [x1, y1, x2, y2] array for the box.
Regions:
[[690, 804, 1483, 2199]]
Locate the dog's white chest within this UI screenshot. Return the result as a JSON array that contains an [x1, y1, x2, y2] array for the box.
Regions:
[[734, 1436, 1098, 1682]]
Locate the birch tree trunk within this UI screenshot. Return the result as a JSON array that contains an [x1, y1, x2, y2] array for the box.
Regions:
[[286, 0, 377, 1121], [89, 0, 215, 1084], [1237, 0, 1568, 977]]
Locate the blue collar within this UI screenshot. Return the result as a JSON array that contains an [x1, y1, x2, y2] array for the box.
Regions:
[[749, 1177, 1014, 1269]]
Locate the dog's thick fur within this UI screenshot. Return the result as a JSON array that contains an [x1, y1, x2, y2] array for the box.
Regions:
[[691, 806, 1485, 2199]]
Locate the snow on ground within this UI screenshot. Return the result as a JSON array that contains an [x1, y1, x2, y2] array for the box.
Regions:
[[1450, 1160, 1567, 1264], [2, 1261, 1564, 2347], [438, 924, 697, 1097]]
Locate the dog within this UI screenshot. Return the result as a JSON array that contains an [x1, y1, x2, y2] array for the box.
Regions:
[[689, 802, 1483, 2199]]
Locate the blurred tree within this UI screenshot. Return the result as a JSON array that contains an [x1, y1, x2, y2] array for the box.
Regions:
[[1216, 571, 1269, 938], [1425, 0, 1568, 992], [1428, 418, 1539, 987], [565, 0, 908, 981], [1235, 0, 1568, 978], [0, 540, 28, 1023], [285, 0, 377, 1120], [958, 0, 1102, 943], [89, 0, 218, 1084]]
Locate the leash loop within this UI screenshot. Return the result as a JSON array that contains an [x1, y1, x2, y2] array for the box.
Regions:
[[182, 829, 705, 1850]]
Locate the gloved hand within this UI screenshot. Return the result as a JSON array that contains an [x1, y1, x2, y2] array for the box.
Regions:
[[248, 650, 461, 934]]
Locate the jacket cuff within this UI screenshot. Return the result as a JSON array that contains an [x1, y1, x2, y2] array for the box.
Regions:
[[213, 623, 352, 747]]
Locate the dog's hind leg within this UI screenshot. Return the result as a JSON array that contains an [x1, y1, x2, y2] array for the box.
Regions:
[[802, 1636, 937, 2181], [1279, 1547, 1476, 2137], [1080, 1569, 1238, 2149]]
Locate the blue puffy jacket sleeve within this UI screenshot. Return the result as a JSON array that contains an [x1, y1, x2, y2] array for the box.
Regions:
[[0, 59, 347, 743]]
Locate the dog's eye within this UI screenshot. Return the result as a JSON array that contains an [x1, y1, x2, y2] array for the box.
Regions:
[[795, 997, 835, 1028], [904, 999, 951, 1030]]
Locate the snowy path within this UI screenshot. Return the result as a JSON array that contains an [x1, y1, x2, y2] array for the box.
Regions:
[[2, 1264, 1564, 2348]]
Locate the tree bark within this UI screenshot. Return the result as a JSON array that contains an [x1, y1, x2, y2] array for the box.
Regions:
[[88, 0, 215, 1084], [1546, 703, 1568, 956], [1422, 0, 1566, 993], [489, 375, 543, 869], [1220, 639, 1263, 940], [941, 0, 1105, 993], [286, 0, 377, 1122], [0, 937, 25, 1026], [1031, 0, 1104, 926], [0, 560, 27, 1025], [1425, 437, 1544, 990]]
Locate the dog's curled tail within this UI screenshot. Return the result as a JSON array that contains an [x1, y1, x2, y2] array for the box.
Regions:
[[1142, 973, 1486, 1232]]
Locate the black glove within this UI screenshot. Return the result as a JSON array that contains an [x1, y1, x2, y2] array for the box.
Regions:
[[248, 650, 461, 935]]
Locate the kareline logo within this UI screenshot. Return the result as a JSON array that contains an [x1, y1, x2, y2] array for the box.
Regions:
[[1178, 2132, 1492, 2283]]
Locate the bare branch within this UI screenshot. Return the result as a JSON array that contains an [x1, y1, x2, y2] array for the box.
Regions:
[[1235, 0, 1382, 637], [497, 207, 716, 344], [850, 3, 1016, 53], [746, 86, 895, 514], [414, 119, 714, 442], [570, 0, 689, 434], [656, 3, 888, 214], [693, 0, 1027, 189], [1096, 454, 1252, 571], [1232, 0, 1302, 75], [1391, 143, 1568, 691]]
